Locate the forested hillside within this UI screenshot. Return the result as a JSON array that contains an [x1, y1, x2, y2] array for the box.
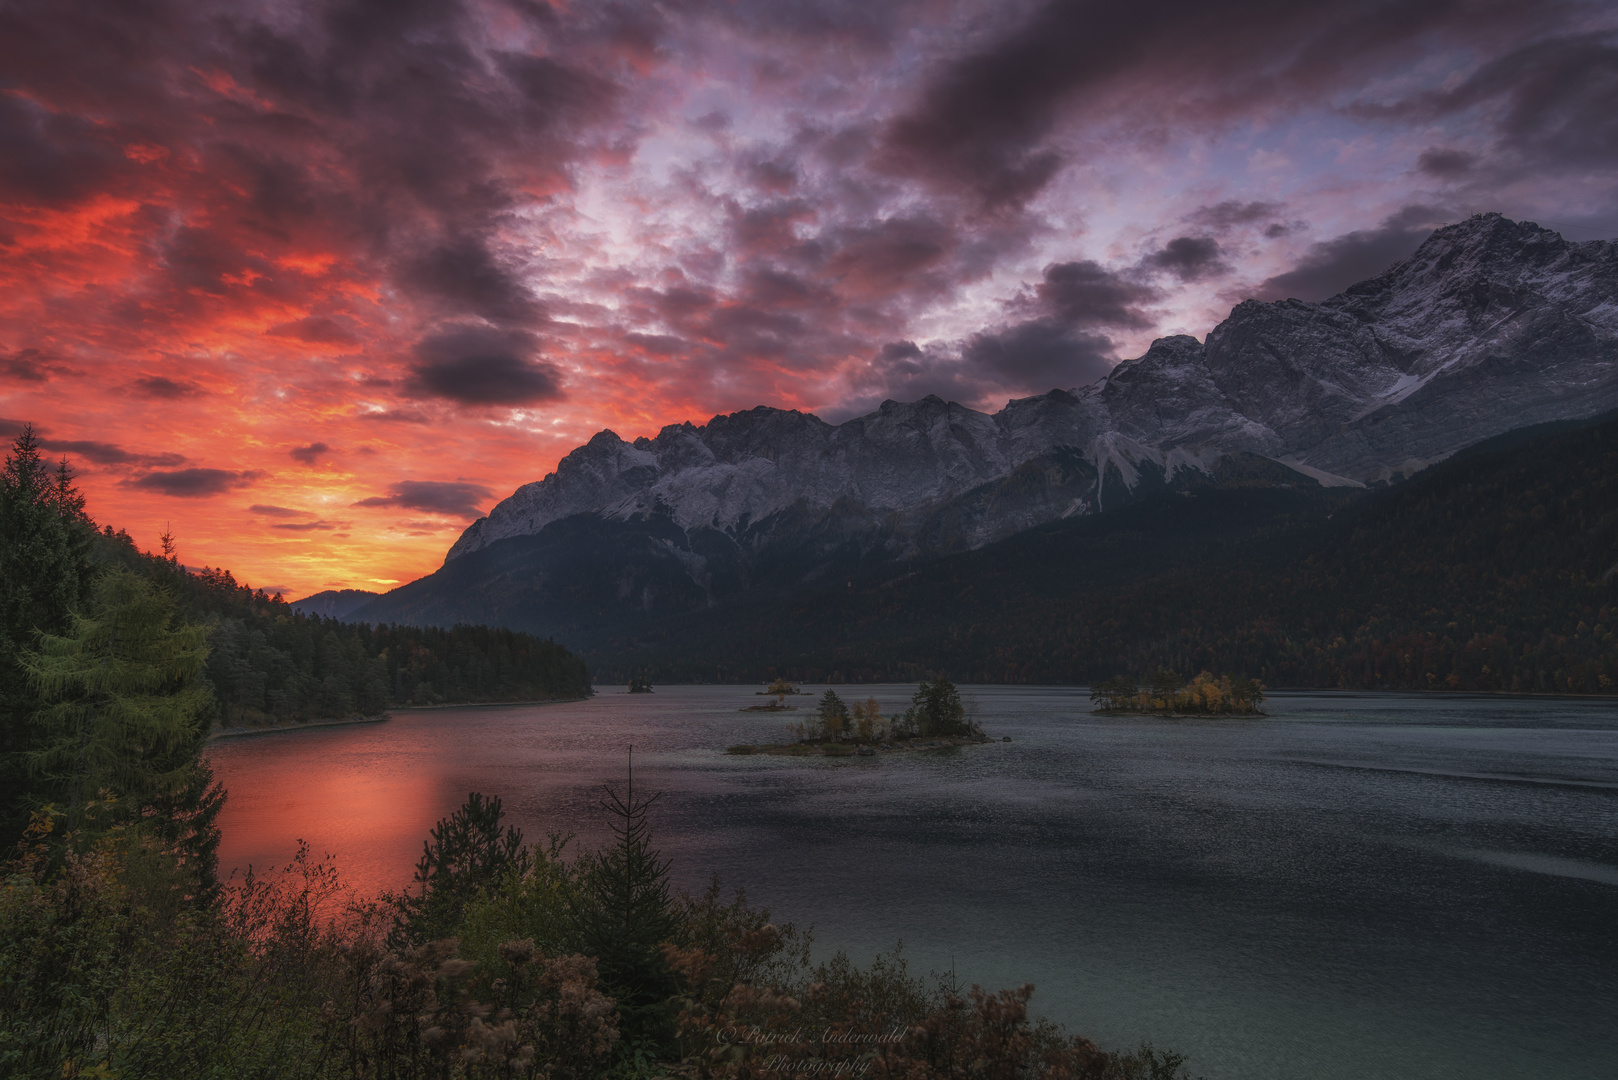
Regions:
[[587, 410, 1618, 694], [98, 533, 593, 724]]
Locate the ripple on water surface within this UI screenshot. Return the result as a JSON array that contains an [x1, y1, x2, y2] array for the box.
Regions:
[[207, 687, 1618, 1080]]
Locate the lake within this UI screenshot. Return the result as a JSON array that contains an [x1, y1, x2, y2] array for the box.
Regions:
[[205, 685, 1618, 1080]]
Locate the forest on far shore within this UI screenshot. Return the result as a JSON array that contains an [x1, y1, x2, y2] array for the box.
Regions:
[[585, 409, 1618, 694]]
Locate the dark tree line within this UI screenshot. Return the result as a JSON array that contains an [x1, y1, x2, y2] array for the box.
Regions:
[[0, 424, 592, 846], [586, 410, 1618, 694], [91, 525, 593, 726]]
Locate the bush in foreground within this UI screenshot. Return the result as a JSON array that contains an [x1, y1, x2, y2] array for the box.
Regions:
[[1, 788, 1202, 1080]]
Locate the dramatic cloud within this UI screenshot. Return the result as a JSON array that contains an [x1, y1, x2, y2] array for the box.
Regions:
[[880, 0, 1581, 207], [1, 348, 80, 382], [271, 520, 342, 532], [250, 504, 312, 518], [1188, 201, 1284, 229], [353, 480, 494, 519], [1257, 208, 1447, 301], [407, 327, 565, 406], [1417, 148, 1479, 178], [1, 0, 1610, 595], [134, 376, 205, 399], [1141, 237, 1230, 282], [289, 442, 331, 465], [40, 440, 185, 468], [125, 469, 265, 497]]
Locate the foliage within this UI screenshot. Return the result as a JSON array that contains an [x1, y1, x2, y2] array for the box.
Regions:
[[1, 428, 98, 846], [815, 689, 849, 739], [586, 410, 1618, 696], [395, 792, 532, 946], [24, 568, 213, 826], [81, 523, 595, 724], [850, 696, 885, 741], [892, 677, 978, 739], [571, 770, 680, 1059], [1091, 672, 1264, 715], [0, 780, 1205, 1080]]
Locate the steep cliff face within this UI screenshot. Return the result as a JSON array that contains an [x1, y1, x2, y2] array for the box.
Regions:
[[358, 214, 1618, 639]]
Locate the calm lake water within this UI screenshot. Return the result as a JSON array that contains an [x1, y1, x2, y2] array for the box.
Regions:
[[206, 686, 1618, 1080]]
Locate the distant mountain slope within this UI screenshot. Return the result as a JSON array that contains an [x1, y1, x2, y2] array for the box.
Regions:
[[584, 408, 1618, 692], [288, 588, 379, 620], [354, 213, 1618, 641]]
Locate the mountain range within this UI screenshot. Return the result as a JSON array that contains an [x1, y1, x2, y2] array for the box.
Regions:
[[337, 213, 1618, 656]]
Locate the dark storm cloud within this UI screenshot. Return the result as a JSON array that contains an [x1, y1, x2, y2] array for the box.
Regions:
[[289, 442, 331, 464], [1140, 237, 1229, 281], [962, 320, 1116, 389], [961, 260, 1158, 392], [881, 0, 1578, 208], [39, 439, 186, 468], [0, 89, 126, 206], [821, 216, 956, 297], [0, 0, 626, 345], [1417, 148, 1478, 178], [1, 348, 80, 382], [1035, 261, 1156, 329], [352, 480, 493, 519], [125, 468, 266, 497], [836, 339, 991, 416], [1188, 201, 1284, 229], [267, 316, 361, 345], [1373, 30, 1618, 175], [1, 419, 186, 466], [407, 326, 565, 406], [402, 239, 547, 326], [1256, 207, 1445, 302], [133, 375, 205, 398]]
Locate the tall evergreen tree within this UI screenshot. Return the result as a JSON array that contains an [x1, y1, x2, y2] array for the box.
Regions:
[[23, 567, 212, 829], [0, 426, 96, 844], [574, 752, 679, 1055], [395, 791, 530, 945]]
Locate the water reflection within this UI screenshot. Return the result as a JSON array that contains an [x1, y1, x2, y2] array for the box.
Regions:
[[206, 686, 1618, 1080]]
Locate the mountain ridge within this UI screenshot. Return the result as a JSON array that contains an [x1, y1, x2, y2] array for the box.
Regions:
[[354, 213, 1618, 640]]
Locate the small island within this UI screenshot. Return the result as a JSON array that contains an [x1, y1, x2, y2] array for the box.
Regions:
[[628, 674, 654, 693], [741, 676, 803, 710], [729, 678, 994, 755], [1090, 670, 1266, 716]]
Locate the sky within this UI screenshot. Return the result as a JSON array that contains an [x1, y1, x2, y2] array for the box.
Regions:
[[2, 0, 1615, 598]]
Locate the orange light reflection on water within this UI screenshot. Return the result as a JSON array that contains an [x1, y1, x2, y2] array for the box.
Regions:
[[208, 733, 460, 901]]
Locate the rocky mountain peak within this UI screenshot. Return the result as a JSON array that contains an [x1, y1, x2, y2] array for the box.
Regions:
[[442, 213, 1618, 566]]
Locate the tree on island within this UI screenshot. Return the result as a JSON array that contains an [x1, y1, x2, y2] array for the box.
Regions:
[[851, 695, 884, 741], [816, 689, 849, 739], [891, 677, 978, 739], [1092, 670, 1265, 715]]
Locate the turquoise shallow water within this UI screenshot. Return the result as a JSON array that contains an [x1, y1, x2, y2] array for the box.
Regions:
[[207, 686, 1618, 1080]]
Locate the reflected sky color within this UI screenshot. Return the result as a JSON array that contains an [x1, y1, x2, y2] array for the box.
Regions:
[[4, 1, 1616, 594], [204, 687, 1618, 1080]]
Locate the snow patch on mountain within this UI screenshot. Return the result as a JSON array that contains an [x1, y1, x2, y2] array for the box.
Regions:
[[446, 214, 1618, 565]]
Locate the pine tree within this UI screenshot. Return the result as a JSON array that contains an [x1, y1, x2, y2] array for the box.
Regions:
[[574, 750, 679, 1055], [0, 426, 97, 844], [23, 567, 212, 829], [396, 791, 530, 944], [817, 688, 849, 739]]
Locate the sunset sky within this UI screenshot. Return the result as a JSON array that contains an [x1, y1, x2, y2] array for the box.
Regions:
[[2, 0, 1614, 597]]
